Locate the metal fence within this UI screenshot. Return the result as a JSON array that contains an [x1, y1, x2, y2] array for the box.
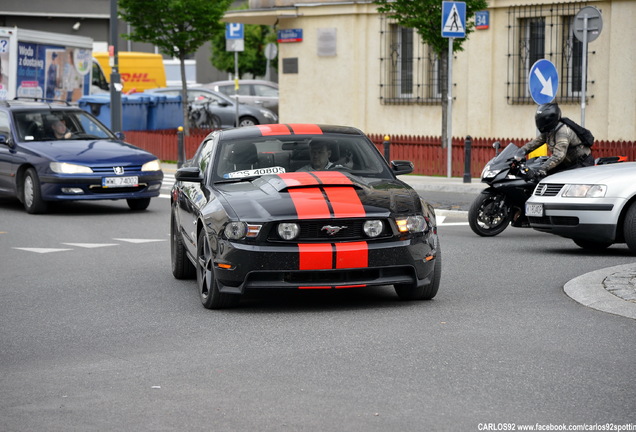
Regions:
[[124, 129, 635, 178]]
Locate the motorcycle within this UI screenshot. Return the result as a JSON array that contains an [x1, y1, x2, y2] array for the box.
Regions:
[[468, 142, 547, 237]]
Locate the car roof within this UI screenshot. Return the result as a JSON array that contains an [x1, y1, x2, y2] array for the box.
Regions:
[[206, 80, 278, 88], [0, 99, 78, 112], [217, 124, 365, 141]]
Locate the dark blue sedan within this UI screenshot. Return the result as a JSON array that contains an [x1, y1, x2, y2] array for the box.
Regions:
[[0, 100, 163, 213]]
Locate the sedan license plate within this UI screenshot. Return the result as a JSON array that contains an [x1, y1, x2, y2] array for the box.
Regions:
[[525, 202, 543, 217], [102, 176, 139, 188]]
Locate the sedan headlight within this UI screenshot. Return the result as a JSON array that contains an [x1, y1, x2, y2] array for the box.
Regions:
[[259, 109, 277, 121], [396, 215, 428, 233], [142, 159, 161, 172], [562, 184, 607, 198], [50, 162, 93, 174]]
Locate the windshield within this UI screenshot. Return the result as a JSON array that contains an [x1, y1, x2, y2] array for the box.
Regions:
[[212, 134, 393, 182], [14, 109, 116, 142]]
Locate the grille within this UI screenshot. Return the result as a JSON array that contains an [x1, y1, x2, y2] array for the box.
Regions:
[[528, 216, 579, 226], [267, 219, 391, 242], [91, 165, 143, 174], [534, 183, 564, 197], [88, 185, 147, 194]]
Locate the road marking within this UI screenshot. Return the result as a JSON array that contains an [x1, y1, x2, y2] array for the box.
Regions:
[[14, 247, 73, 253], [113, 238, 167, 244], [62, 243, 119, 248]]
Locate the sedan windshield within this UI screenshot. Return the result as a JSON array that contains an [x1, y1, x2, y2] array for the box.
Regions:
[[213, 135, 393, 181], [14, 110, 116, 142]]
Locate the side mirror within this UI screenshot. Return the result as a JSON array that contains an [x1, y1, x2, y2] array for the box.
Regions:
[[0, 133, 14, 147], [391, 160, 414, 176], [175, 166, 203, 182], [493, 141, 501, 155], [114, 131, 125, 141]]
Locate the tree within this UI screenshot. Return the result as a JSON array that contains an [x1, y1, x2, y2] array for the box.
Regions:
[[210, 24, 278, 79], [118, 0, 233, 135], [374, 0, 487, 149]]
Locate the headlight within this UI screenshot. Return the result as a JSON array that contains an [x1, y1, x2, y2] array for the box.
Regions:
[[277, 222, 300, 240], [260, 109, 277, 121], [50, 162, 93, 174], [481, 164, 500, 179], [396, 215, 428, 233], [142, 159, 161, 172], [363, 220, 383, 237], [224, 222, 261, 240], [562, 184, 607, 198]]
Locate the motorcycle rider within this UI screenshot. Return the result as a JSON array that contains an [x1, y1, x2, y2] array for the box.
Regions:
[[514, 102, 594, 178]]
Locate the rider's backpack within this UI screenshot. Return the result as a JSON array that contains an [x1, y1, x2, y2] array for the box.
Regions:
[[559, 117, 595, 147]]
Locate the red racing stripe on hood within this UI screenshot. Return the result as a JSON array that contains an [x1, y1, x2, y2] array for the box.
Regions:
[[288, 188, 331, 219], [323, 187, 365, 218]]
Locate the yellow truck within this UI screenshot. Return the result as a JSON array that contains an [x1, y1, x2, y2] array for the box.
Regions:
[[92, 51, 166, 93]]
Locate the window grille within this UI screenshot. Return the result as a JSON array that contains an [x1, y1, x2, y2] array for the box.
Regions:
[[507, 2, 590, 104], [379, 16, 442, 105]]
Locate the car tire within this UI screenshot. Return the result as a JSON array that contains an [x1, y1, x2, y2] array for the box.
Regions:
[[573, 239, 612, 251], [127, 198, 151, 211], [171, 211, 196, 279], [468, 192, 512, 237], [395, 245, 442, 301], [623, 203, 636, 254], [238, 116, 258, 127], [22, 168, 48, 214], [197, 229, 240, 309]]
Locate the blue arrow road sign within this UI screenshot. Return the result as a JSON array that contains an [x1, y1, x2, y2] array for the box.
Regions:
[[442, 2, 466, 38], [529, 59, 559, 105], [225, 23, 244, 40]]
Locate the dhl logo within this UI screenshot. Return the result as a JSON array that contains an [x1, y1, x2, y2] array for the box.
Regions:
[[120, 73, 153, 83]]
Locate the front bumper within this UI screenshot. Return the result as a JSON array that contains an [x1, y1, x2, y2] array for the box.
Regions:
[[39, 171, 164, 201], [211, 235, 439, 294], [527, 197, 624, 242]]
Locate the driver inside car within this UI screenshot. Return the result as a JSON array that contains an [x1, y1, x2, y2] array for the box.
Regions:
[[296, 140, 342, 171]]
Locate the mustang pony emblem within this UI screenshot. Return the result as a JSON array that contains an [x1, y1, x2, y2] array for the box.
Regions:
[[321, 225, 348, 236]]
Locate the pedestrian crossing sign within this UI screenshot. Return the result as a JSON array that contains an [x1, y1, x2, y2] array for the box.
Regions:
[[442, 1, 466, 38]]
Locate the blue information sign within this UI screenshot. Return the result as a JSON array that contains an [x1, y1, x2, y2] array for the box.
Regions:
[[225, 23, 244, 40], [529, 59, 559, 105], [442, 2, 466, 38]]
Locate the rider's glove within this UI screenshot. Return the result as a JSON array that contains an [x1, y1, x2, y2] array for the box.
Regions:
[[514, 148, 527, 161], [535, 168, 547, 179]]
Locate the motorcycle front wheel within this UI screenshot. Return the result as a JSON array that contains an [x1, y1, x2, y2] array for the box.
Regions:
[[468, 191, 512, 237]]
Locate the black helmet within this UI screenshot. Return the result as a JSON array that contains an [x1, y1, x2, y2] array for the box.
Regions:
[[535, 102, 561, 133]]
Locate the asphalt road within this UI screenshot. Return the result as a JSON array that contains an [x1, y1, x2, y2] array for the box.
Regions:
[[1, 177, 635, 431]]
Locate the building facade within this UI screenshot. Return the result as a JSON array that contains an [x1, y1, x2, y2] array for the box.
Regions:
[[225, 0, 635, 142]]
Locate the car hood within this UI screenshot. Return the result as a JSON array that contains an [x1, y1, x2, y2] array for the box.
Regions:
[[543, 162, 636, 184], [22, 139, 156, 165], [214, 172, 421, 221]]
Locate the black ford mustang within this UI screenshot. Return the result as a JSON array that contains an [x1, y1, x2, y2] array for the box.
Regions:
[[170, 124, 441, 309]]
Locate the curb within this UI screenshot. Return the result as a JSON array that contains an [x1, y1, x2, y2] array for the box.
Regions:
[[564, 263, 636, 320]]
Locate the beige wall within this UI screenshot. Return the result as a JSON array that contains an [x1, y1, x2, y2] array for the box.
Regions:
[[234, 0, 634, 142]]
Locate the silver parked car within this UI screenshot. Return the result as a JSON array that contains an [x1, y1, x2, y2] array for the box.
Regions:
[[205, 80, 279, 115], [525, 161, 636, 253], [145, 87, 278, 129]]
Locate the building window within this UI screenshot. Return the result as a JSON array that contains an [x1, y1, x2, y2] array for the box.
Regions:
[[379, 17, 441, 105], [507, 2, 591, 104]]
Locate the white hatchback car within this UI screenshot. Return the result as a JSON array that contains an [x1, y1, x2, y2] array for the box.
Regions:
[[525, 162, 636, 253]]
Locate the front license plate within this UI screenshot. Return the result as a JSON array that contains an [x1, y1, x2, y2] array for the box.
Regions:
[[525, 202, 543, 217], [102, 176, 139, 188]]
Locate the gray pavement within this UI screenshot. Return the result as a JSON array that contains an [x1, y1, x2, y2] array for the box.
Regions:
[[162, 163, 636, 320]]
